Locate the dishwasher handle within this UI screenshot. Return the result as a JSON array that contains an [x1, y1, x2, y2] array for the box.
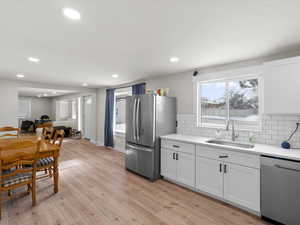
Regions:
[[275, 164, 300, 172]]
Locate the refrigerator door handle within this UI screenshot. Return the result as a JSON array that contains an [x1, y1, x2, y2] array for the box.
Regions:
[[127, 144, 153, 152], [133, 98, 137, 141], [136, 98, 141, 141]]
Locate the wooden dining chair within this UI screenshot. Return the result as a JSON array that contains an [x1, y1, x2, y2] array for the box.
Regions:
[[36, 122, 53, 129], [37, 130, 64, 180], [42, 127, 54, 142], [36, 122, 53, 137], [0, 140, 41, 219], [0, 127, 20, 139]]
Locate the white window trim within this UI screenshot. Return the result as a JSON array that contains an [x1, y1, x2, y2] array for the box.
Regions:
[[196, 73, 263, 132], [113, 87, 132, 135]]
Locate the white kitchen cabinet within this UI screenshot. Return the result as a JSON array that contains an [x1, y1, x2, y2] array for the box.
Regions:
[[196, 157, 223, 198], [223, 163, 260, 212], [161, 140, 196, 187], [161, 138, 260, 214], [177, 152, 195, 187], [263, 56, 300, 114], [161, 148, 177, 180]]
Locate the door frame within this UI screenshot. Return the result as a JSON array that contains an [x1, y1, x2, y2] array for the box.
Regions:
[[81, 94, 96, 142]]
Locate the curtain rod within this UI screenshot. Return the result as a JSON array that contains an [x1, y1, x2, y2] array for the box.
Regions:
[[106, 81, 146, 90]]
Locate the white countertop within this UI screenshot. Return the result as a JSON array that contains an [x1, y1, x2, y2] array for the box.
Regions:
[[161, 134, 300, 161]]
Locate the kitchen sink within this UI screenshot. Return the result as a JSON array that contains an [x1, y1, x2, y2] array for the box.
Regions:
[[206, 139, 255, 149]]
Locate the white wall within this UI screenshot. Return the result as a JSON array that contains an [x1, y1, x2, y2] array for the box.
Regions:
[[19, 96, 53, 120], [94, 55, 300, 146], [31, 97, 53, 119], [147, 72, 193, 114], [0, 80, 18, 127]]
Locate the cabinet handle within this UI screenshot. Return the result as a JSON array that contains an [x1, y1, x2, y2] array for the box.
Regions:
[[176, 153, 179, 160], [172, 153, 175, 160], [219, 163, 222, 173], [275, 164, 300, 172], [219, 155, 228, 159], [173, 145, 180, 148], [224, 164, 227, 173]]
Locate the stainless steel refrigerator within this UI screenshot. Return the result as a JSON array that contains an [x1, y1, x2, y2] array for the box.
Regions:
[[125, 94, 176, 181]]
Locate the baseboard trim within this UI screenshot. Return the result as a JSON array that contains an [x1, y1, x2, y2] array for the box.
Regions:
[[95, 140, 104, 146]]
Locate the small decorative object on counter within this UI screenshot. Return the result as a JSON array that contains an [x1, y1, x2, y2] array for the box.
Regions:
[[281, 141, 291, 149], [281, 122, 299, 149]]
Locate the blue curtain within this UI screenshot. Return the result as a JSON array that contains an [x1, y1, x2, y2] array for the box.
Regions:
[[132, 83, 146, 95], [104, 88, 115, 147]]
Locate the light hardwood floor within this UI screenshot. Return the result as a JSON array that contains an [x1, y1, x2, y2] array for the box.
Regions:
[[1, 139, 271, 225]]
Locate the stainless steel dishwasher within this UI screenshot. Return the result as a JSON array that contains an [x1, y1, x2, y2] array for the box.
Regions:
[[261, 155, 300, 225]]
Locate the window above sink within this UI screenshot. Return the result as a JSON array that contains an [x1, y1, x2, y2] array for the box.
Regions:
[[196, 74, 263, 131]]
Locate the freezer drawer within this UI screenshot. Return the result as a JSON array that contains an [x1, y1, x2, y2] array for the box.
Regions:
[[261, 156, 300, 225], [125, 143, 155, 180]]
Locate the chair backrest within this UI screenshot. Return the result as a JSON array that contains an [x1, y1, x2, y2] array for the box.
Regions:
[[0, 140, 41, 184], [52, 130, 65, 147], [36, 122, 53, 129], [0, 127, 20, 138], [42, 127, 54, 142]]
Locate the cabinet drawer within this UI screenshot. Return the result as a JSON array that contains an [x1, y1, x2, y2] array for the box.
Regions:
[[196, 145, 260, 169], [161, 139, 195, 155], [222, 150, 260, 169], [196, 145, 224, 160]]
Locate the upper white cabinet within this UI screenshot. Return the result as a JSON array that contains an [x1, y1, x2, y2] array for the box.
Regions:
[[263, 56, 300, 114]]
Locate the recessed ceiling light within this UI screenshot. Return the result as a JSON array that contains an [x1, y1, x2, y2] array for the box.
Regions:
[[43, 93, 48, 97], [37, 94, 42, 98], [63, 8, 81, 20], [82, 83, 88, 87], [16, 74, 25, 78], [52, 91, 57, 94], [28, 57, 40, 63], [112, 74, 119, 78], [169, 57, 179, 63]]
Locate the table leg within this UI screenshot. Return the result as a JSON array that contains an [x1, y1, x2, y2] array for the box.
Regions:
[[53, 156, 59, 193]]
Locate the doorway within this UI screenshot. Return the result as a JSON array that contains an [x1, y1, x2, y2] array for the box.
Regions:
[[82, 95, 93, 140]]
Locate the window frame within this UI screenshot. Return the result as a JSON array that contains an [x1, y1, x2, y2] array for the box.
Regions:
[[113, 87, 132, 135], [196, 74, 263, 131]]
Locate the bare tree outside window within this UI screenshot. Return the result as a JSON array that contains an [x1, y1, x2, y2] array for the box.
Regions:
[[228, 79, 258, 122]]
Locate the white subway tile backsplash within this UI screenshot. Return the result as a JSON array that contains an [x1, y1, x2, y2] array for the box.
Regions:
[[177, 114, 300, 148]]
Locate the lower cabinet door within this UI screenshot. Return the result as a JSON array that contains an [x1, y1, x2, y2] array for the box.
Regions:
[[223, 163, 260, 212], [161, 148, 177, 180], [177, 152, 195, 187], [196, 157, 223, 198]]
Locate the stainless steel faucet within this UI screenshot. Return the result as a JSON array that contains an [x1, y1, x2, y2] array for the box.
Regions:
[[226, 120, 239, 142]]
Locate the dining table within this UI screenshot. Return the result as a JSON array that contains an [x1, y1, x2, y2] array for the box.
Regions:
[[0, 136, 60, 193]]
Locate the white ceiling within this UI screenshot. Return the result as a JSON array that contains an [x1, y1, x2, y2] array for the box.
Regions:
[[18, 87, 78, 97], [1, 0, 300, 87]]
